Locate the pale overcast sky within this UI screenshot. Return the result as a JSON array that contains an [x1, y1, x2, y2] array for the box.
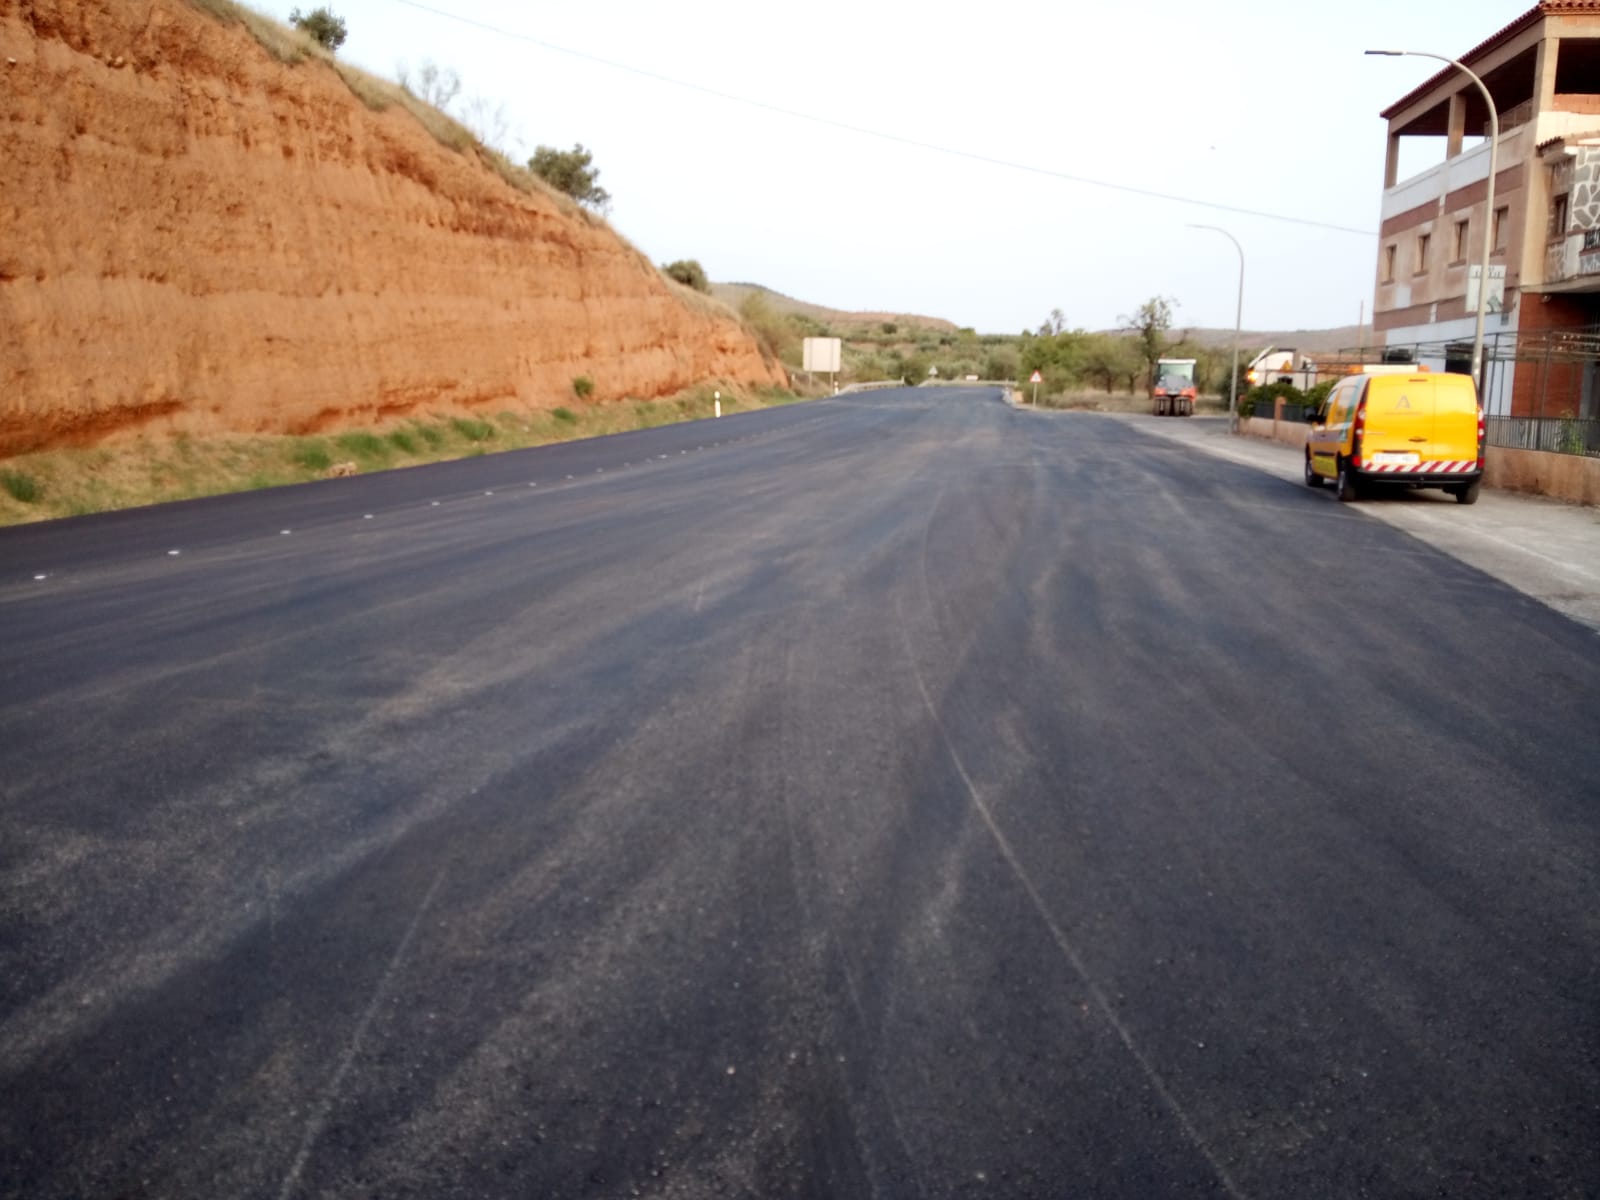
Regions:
[[315, 0, 1524, 334]]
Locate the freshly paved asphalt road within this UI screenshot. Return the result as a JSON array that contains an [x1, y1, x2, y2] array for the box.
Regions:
[[2, 387, 1596, 1198]]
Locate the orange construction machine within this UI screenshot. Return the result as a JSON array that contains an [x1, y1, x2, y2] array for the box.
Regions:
[[1151, 358, 1197, 416]]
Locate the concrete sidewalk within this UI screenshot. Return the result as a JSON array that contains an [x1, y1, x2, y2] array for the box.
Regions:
[[1091, 412, 1600, 634]]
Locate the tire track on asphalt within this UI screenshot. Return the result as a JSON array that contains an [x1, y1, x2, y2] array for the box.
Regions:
[[276, 865, 447, 1200], [900, 476, 1250, 1200], [772, 633, 930, 1198]]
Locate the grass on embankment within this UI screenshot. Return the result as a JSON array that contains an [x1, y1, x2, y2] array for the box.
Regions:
[[0, 386, 803, 526]]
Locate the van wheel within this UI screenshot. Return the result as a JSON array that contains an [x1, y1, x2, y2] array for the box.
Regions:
[[1452, 478, 1482, 505], [1304, 453, 1323, 488], [1335, 461, 1360, 503]]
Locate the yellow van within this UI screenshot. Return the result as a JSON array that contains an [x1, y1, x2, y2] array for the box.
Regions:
[[1305, 371, 1485, 504]]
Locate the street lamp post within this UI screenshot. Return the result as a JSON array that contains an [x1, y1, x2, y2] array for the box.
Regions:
[[1189, 224, 1244, 433], [1366, 49, 1499, 400]]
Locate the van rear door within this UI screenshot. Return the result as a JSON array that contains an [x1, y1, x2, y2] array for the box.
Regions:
[[1364, 375, 1436, 470], [1426, 376, 1481, 465]]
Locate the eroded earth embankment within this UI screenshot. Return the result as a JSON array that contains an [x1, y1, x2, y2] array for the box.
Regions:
[[0, 0, 786, 456]]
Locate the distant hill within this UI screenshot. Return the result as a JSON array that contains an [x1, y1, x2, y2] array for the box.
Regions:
[[711, 282, 958, 334], [719, 279, 1368, 355]]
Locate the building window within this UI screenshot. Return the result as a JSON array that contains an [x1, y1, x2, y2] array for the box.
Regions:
[[1382, 244, 1397, 283], [1416, 232, 1431, 273], [1493, 206, 1510, 253], [1453, 219, 1470, 263], [1549, 193, 1569, 242]]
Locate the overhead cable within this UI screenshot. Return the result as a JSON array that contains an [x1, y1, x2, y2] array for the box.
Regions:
[[388, 0, 1377, 237]]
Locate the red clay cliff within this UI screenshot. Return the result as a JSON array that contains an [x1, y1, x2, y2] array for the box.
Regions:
[[0, 0, 786, 456]]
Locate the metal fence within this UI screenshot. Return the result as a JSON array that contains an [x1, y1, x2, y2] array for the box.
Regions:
[[1328, 323, 1600, 457], [1479, 326, 1600, 453], [1486, 414, 1600, 456]]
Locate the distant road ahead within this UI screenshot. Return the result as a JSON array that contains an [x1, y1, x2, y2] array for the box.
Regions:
[[2, 388, 1596, 1198]]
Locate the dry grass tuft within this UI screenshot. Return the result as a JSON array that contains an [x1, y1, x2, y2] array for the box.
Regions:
[[480, 147, 534, 194], [395, 90, 477, 152], [183, 0, 320, 64], [333, 60, 395, 111], [662, 276, 739, 320], [184, 0, 479, 155]]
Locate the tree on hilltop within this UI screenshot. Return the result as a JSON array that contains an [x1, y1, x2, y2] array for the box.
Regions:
[[529, 144, 610, 212], [290, 6, 347, 52], [661, 259, 710, 293]]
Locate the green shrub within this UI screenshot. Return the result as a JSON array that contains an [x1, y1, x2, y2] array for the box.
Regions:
[[450, 417, 495, 442], [572, 375, 595, 399], [738, 293, 799, 366], [387, 430, 419, 455], [985, 349, 1020, 380], [528, 144, 610, 211], [661, 259, 709, 293], [1239, 380, 1304, 420], [289, 5, 346, 51], [292, 441, 332, 471], [335, 431, 389, 461], [414, 423, 445, 448], [551, 407, 578, 425], [1, 470, 40, 504], [1556, 409, 1586, 454]]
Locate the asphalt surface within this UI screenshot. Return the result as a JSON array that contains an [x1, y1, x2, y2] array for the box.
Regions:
[[1122, 410, 1600, 634], [2, 387, 1596, 1198]]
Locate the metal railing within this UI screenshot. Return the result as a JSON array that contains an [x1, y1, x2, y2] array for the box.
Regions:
[[1486, 415, 1600, 457], [1319, 324, 1599, 457]]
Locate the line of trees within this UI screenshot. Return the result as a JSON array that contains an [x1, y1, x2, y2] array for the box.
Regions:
[[1018, 297, 1234, 396], [833, 327, 1021, 385], [726, 298, 1246, 392]]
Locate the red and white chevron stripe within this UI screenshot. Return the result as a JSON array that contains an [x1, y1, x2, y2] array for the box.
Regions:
[[1366, 460, 1477, 475]]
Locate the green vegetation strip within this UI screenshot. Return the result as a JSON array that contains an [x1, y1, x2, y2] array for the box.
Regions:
[[0, 387, 803, 526]]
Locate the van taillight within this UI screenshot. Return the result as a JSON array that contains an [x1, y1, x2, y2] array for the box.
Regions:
[[1352, 397, 1367, 468], [1477, 408, 1486, 469]]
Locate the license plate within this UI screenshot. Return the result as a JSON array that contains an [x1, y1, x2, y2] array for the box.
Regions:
[[1371, 451, 1420, 467]]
